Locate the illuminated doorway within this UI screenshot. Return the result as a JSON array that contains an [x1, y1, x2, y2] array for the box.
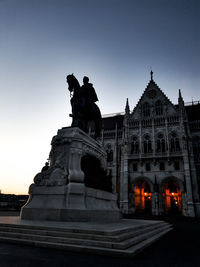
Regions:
[[134, 180, 152, 214], [162, 180, 182, 215]]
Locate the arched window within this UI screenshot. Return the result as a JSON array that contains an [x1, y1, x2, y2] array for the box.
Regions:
[[106, 143, 113, 162], [143, 135, 152, 154], [170, 132, 180, 152], [155, 100, 163, 116], [142, 102, 150, 117], [131, 136, 139, 154], [157, 133, 166, 153]]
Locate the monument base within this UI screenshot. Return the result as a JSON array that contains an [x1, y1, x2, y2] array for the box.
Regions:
[[21, 127, 121, 222], [21, 185, 120, 222]]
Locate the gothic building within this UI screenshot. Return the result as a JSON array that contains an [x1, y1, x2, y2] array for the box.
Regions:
[[100, 73, 200, 217]]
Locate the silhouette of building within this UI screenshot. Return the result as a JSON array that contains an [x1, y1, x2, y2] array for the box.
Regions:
[[0, 193, 28, 211], [98, 73, 200, 217]]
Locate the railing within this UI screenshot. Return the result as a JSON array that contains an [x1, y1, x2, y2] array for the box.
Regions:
[[102, 112, 124, 118], [128, 150, 182, 158], [185, 101, 200, 106]]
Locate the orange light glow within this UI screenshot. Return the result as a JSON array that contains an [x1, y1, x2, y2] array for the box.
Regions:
[[163, 183, 182, 214], [134, 184, 152, 213]]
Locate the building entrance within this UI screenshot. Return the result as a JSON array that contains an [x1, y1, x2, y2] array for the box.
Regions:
[[162, 180, 182, 215], [134, 180, 152, 214]]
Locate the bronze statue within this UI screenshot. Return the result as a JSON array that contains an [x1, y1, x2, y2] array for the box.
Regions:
[[66, 74, 102, 138]]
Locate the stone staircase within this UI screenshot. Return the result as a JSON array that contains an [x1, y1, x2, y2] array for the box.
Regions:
[[0, 219, 172, 257]]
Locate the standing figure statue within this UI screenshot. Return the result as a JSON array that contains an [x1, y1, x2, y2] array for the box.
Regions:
[[81, 76, 98, 107], [66, 74, 102, 139]]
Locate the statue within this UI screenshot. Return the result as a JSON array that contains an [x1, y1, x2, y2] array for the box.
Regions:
[[34, 160, 68, 186], [66, 74, 102, 139]]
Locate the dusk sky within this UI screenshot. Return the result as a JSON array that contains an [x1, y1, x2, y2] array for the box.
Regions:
[[0, 0, 200, 194]]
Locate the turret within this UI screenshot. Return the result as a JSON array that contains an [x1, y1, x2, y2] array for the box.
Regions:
[[178, 89, 184, 105], [150, 70, 154, 81], [123, 98, 130, 141], [178, 89, 186, 120], [125, 98, 130, 115]]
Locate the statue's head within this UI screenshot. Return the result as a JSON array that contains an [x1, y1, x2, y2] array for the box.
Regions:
[[83, 76, 89, 84], [66, 73, 80, 92], [66, 74, 74, 83], [66, 74, 74, 92]]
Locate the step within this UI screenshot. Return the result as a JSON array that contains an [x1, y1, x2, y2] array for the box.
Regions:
[[112, 224, 172, 249], [0, 221, 168, 243], [0, 220, 166, 236], [0, 223, 172, 250], [0, 227, 172, 258]]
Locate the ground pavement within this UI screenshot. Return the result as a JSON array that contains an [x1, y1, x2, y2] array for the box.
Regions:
[[0, 212, 199, 267]]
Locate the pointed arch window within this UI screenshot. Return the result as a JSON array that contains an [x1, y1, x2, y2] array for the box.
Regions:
[[106, 143, 113, 162], [131, 136, 139, 154], [157, 133, 166, 153], [155, 100, 163, 116], [143, 135, 152, 154], [142, 102, 150, 117], [170, 132, 180, 152]]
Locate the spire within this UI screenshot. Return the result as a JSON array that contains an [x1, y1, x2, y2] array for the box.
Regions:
[[178, 89, 186, 119], [179, 89, 182, 99], [150, 69, 153, 81], [125, 98, 130, 114], [178, 89, 184, 104]]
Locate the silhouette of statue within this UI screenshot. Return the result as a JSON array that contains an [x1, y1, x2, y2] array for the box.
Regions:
[[81, 76, 98, 104], [66, 74, 102, 138], [41, 162, 49, 172]]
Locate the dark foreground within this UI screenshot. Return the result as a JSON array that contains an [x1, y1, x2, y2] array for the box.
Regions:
[[0, 216, 199, 267]]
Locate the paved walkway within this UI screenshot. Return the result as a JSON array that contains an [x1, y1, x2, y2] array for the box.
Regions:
[[0, 214, 199, 266]]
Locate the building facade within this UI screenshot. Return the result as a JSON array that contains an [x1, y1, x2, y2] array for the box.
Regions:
[[100, 74, 200, 217]]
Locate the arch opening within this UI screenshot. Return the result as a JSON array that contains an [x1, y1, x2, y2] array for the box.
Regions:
[[134, 180, 152, 214], [81, 155, 112, 192], [162, 179, 182, 215]]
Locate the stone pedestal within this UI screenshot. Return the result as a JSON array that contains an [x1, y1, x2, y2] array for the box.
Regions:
[[21, 127, 120, 222]]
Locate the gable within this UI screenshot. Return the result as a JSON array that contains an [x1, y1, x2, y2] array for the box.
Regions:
[[131, 79, 177, 120]]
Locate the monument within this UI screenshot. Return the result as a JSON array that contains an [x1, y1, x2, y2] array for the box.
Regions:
[[0, 74, 172, 257], [21, 74, 120, 221]]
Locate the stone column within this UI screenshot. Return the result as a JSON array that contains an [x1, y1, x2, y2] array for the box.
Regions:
[[158, 191, 163, 215], [152, 192, 159, 216], [165, 117, 170, 158], [182, 151, 195, 217], [187, 138, 200, 217], [152, 118, 155, 159], [181, 192, 187, 216], [120, 146, 129, 213]]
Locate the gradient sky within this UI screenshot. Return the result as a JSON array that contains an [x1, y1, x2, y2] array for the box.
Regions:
[[0, 0, 200, 194]]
